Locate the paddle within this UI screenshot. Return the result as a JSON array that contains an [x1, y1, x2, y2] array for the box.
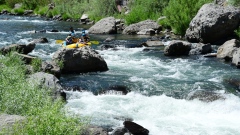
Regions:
[[55, 40, 99, 45]]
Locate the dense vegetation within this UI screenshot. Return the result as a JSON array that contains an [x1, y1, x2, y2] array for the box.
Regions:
[[0, 52, 87, 134], [1, 0, 240, 35]]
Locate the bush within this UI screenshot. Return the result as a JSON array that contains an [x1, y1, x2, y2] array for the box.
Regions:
[[5, 0, 21, 8], [228, 0, 240, 6], [0, 52, 87, 134], [162, 0, 212, 35], [125, 0, 169, 25], [0, 4, 11, 12], [13, 7, 25, 15], [31, 58, 42, 72]]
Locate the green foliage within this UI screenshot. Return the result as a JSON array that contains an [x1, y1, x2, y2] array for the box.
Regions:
[[0, 4, 11, 12], [5, 0, 21, 8], [234, 27, 240, 38], [0, 52, 87, 134], [88, 0, 116, 21], [228, 0, 240, 6], [125, 0, 169, 25], [162, 0, 212, 35], [31, 58, 42, 72], [13, 7, 24, 15], [56, 60, 64, 69], [62, 13, 71, 20], [22, 0, 49, 10], [34, 6, 48, 16]]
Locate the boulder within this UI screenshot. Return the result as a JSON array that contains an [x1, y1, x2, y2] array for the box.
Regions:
[[32, 38, 48, 43], [142, 41, 164, 47], [0, 42, 35, 55], [123, 20, 161, 35], [27, 72, 66, 101], [186, 90, 225, 102], [164, 40, 191, 56], [41, 60, 61, 79], [52, 47, 108, 73], [185, 3, 240, 44], [189, 43, 212, 55], [123, 121, 149, 135], [232, 48, 240, 68], [82, 126, 108, 135], [88, 17, 117, 34], [217, 39, 240, 61]]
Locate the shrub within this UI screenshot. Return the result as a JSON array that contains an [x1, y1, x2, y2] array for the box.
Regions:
[[228, 0, 240, 6], [125, 0, 169, 25], [31, 58, 42, 72], [0, 52, 87, 134], [13, 7, 25, 15], [162, 0, 212, 35]]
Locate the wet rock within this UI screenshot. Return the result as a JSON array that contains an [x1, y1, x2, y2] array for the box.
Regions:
[[52, 47, 108, 73], [185, 3, 240, 44], [224, 77, 240, 91], [217, 39, 240, 61], [98, 85, 130, 95], [41, 60, 61, 79], [164, 40, 191, 56], [123, 121, 149, 135], [0, 43, 35, 55], [32, 37, 48, 43], [111, 127, 128, 135], [189, 43, 212, 55], [186, 90, 225, 102]]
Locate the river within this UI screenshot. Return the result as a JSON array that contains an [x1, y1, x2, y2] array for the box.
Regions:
[[1, 15, 240, 135]]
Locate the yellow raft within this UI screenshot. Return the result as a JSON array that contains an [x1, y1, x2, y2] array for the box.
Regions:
[[62, 41, 91, 48]]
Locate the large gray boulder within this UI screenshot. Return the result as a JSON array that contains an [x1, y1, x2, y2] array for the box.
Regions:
[[217, 39, 240, 61], [52, 47, 108, 73], [27, 72, 66, 101], [88, 17, 117, 34], [185, 3, 240, 44], [123, 20, 161, 35]]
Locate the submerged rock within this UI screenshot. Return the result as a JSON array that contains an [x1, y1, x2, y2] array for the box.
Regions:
[[186, 90, 225, 102]]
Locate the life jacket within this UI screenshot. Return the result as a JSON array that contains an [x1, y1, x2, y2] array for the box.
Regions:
[[66, 36, 73, 45]]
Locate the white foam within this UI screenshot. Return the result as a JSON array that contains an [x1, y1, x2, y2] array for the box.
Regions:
[[65, 91, 240, 135]]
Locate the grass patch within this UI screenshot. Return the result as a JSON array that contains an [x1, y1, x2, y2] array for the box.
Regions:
[[0, 52, 87, 134], [0, 4, 11, 12]]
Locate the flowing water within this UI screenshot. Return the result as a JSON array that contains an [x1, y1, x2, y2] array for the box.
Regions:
[[1, 15, 240, 135]]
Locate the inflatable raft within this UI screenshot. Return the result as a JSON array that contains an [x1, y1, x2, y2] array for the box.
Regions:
[[62, 41, 91, 48]]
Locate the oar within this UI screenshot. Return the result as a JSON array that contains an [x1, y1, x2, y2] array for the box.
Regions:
[[55, 40, 99, 45]]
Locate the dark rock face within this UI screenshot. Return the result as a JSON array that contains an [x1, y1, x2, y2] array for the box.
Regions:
[[185, 3, 240, 44], [52, 47, 108, 73], [164, 40, 191, 56], [123, 121, 149, 135]]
